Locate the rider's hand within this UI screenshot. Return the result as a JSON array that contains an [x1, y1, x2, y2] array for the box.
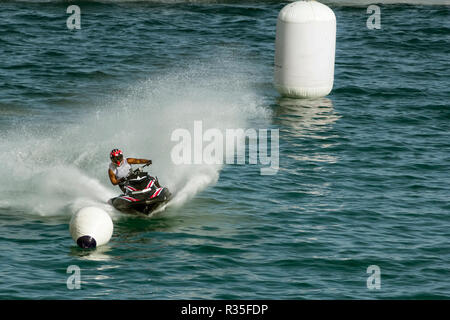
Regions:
[[146, 160, 152, 165]]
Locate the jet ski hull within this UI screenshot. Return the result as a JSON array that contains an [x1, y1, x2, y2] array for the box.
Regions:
[[108, 169, 172, 215], [109, 187, 172, 215]]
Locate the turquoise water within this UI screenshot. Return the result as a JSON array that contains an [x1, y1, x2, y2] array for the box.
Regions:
[[0, 0, 449, 299]]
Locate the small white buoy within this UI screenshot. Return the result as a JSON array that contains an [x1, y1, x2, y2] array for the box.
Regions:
[[69, 207, 113, 249], [274, 0, 336, 98]]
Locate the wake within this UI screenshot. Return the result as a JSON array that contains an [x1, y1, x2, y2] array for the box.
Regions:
[[0, 59, 269, 217]]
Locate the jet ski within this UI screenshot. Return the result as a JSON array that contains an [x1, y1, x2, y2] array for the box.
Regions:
[[108, 163, 172, 215]]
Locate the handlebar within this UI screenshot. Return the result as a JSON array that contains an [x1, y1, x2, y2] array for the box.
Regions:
[[124, 162, 152, 182], [134, 161, 151, 173]]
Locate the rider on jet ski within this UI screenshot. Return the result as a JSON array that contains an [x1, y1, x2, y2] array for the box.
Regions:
[[108, 148, 157, 192]]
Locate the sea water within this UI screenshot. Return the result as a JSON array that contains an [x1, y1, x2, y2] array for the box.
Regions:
[[0, 0, 449, 299]]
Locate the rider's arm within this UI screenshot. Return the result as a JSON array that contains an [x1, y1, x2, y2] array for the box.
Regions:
[[108, 169, 125, 185], [127, 158, 152, 165]]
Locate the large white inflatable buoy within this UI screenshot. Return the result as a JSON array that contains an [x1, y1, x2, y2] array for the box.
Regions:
[[69, 207, 113, 249], [274, 0, 336, 98]]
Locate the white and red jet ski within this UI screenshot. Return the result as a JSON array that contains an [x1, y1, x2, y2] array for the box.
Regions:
[[108, 163, 172, 215]]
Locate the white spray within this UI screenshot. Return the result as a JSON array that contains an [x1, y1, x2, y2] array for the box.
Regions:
[[0, 60, 269, 217]]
